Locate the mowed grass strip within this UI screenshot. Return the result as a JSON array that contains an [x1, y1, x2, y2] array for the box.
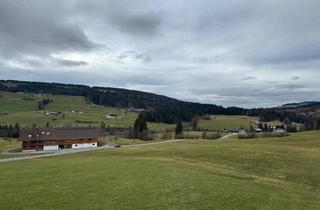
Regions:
[[1, 131, 320, 209], [198, 115, 257, 130]]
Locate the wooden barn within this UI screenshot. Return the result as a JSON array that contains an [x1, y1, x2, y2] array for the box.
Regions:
[[20, 128, 101, 152]]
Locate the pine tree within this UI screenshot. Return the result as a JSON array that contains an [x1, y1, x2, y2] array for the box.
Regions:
[[100, 121, 106, 131], [134, 114, 148, 138], [191, 116, 198, 131], [175, 120, 183, 135]]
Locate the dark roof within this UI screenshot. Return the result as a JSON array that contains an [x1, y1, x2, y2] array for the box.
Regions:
[[20, 128, 101, 142]]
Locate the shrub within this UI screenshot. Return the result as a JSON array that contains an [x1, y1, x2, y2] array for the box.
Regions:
[[238, 132, 289, 139]]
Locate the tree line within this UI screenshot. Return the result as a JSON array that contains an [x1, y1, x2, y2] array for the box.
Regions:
[[37, 99, 53, 110], [0, 123, 20, 138]]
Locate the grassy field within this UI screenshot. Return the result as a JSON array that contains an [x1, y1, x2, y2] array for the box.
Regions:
[[198, 115, 257, 130], [0, 91, 176, 131], [0, 131, 320, 209], [0, 139, 34, 159], [0, 91, 138, 128], [1, 92, 262, 132], [98, 136, 153, 145]]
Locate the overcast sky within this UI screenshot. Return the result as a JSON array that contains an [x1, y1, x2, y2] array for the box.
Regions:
[[1, 0, 320, 108]]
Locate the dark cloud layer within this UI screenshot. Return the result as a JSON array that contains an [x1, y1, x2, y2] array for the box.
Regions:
[[1, 0, 320, 107], [0, 0, 97, 65]]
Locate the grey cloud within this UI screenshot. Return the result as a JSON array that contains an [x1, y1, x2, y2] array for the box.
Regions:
[[118, 50, 151, 63], [110, 13, 161, 37], [0, 0, 97, 61], [274, 84, 307, 90], [241, 76, 256, 81], [0, 66, 168, 89], [54, 58, 88, 67], [185, 83, 318, 108], [1, 0, 320, 108], [73, 0, 162, 38]]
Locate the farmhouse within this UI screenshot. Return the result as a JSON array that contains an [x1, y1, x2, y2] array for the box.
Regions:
[[253, 127, 262, 133], [105, 113, 118, 119], [44, 111, 61, 116], [228, 128, 241, 133], [20, 128, 101, 152], [274, 128, 287, 134], [105, 113, 123, 119]]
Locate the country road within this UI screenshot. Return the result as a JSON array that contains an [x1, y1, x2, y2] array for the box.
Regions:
[[0, 140, 186, 163], [219, 133, 238, 140], [0, 134, 237, 163]]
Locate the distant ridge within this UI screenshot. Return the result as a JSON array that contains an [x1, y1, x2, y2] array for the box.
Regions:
[[281, 101, 320, 109], [0, 80, 246, 124]]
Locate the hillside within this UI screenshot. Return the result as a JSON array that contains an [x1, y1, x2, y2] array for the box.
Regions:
[[281, 101, 320, 109], [249, 102, 320, 131], [0, 80, 246, 124], [1, 131, 320, 209], [0, 91, 173, 131]]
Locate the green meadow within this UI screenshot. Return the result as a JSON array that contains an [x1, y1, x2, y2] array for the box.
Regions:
[[0, 91, 173, 130], [1, 91, 256, 132], [0, 139, 35, 159], [198, 115, 257, 130], [1, 131, 320, 209]]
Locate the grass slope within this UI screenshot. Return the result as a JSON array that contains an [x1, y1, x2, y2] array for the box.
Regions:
[[1, 92, 257, 131], [0, 139, 33, 159], [0, 91, 173, 130], [0, 91, 137, 127], [1, 131, 320, 209], [198, 115, 257, 130]]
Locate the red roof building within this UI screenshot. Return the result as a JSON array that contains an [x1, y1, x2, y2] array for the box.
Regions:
[[20, 128, 101, 152]]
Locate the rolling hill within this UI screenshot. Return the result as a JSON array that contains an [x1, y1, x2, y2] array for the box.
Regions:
[[0, 80, 246, 124], [0, 91, 174, 131], [1, 131, 320, 209]]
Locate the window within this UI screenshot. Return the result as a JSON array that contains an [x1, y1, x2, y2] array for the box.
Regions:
[[92, 143, 95, 146], [75, 144, 78, 147]]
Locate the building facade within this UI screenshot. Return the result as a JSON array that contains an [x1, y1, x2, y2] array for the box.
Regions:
[[20, 128, 101, 152]]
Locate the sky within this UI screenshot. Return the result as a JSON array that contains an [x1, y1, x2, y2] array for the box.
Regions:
[[0, 0, 320, 108]]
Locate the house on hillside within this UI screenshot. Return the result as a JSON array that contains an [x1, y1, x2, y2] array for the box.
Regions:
[[20, 128, 101, 152], [274, 128, 287, 134], [239, 129, 247, 135], [105, 113, 123, 119], [44, 111, 61, 116], [253, 127, 262, 133], [228, 128, 241, 133], [126, 108, 145, 113]]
